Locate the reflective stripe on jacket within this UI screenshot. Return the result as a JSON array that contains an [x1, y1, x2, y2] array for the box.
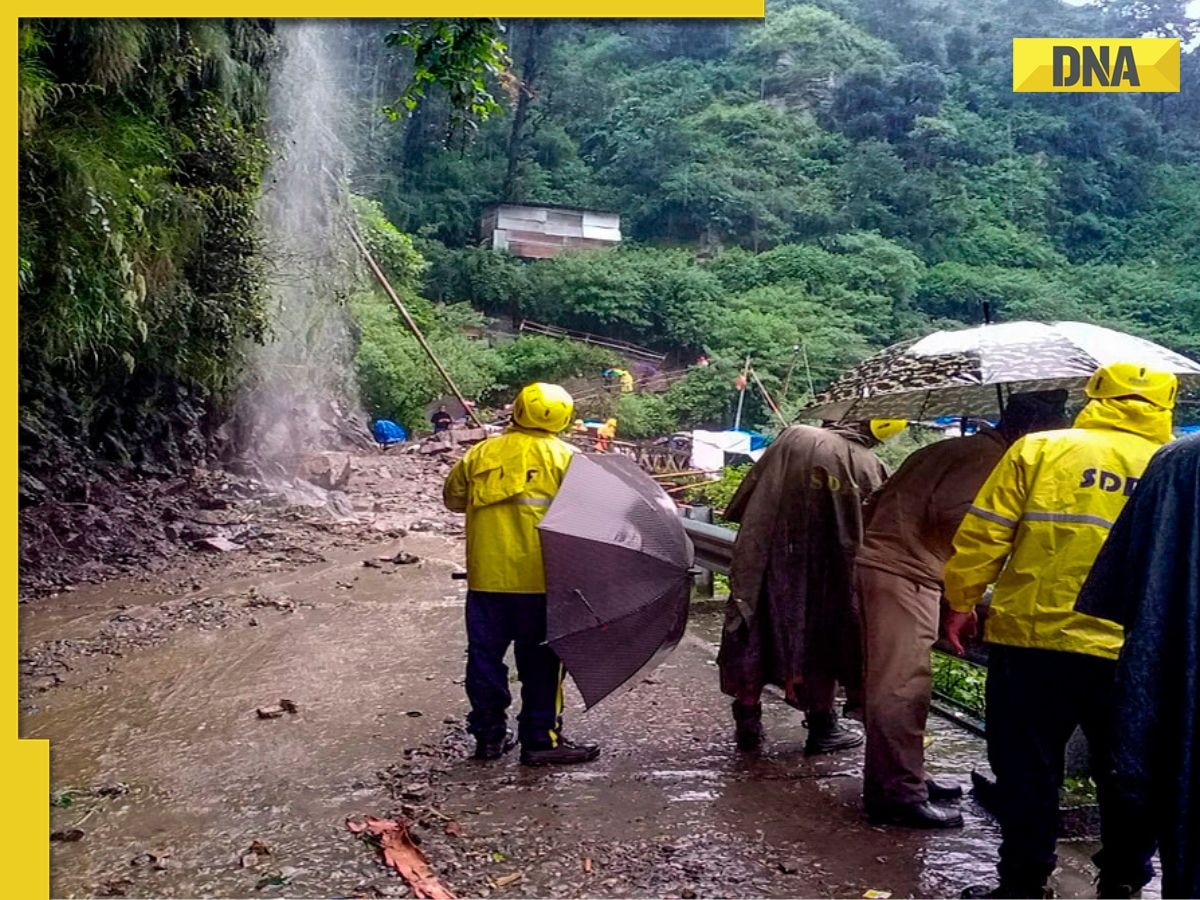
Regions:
[[443, 426, 575, 593], [944, 398, 1173, 660]]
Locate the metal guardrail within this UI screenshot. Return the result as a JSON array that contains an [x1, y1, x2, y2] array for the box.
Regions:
[[679, 514, 990, 666], [680, 516, 734, 576]]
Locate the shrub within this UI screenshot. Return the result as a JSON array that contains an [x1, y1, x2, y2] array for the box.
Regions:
[[351, 289, 498, 428], [615, 392, 677, 439]]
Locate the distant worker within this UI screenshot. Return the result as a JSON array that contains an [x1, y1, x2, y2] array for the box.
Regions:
[[572, 419, 587, 434], [719, 419, 905, 755], [696, 355, 709, 367], [855, 392, 1067, 830], [596, 418, 618, 452], [431, 404, 453, 434], [944, 363, 1177, 899], [1076, 433, 1200, 900], [619, 370, 634, 393], [443, 383, 601, 767]]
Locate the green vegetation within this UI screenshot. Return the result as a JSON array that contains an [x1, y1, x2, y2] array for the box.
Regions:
[[931, 650, 986, 716], [686, 464, 752, 520], [19, 20, 274, 484], [19, 4, 1200, 497], [341, 1, 1198, 433]]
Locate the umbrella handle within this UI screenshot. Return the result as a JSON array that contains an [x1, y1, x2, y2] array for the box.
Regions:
[[573, 589, 607, 629]]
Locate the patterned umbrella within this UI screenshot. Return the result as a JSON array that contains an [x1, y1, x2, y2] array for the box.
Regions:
[[537, 453, 694, 709], [804, 321, 1200, 421]]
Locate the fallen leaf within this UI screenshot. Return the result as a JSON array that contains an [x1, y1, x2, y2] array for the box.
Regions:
[[248, 840, 271, 855], [491, 851, 508, 863], [863, 891, 893, 899], [443, 822, 464, 838], [346, 816, 456, 899], [493, 872, 524, 888], [50, 828, 85, 842], [582, 857, 593, 874]]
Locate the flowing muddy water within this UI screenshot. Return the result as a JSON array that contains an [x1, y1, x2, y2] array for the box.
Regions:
[[20, 456, 1139, 898]]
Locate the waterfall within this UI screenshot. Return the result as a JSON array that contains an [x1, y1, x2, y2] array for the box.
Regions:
[[239, 21, 363, 459]]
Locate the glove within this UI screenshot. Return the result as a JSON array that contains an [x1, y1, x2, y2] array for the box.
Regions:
[[943, 609, 978, 657]]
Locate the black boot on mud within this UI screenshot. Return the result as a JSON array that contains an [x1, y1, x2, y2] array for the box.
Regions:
[[732, 701, 763, 752], [867, 799, 964, 829], [520, 738, 600, 767], [803, 710, 864, 755], [473, 730, 517, 761], [926, 777, 964, 801]]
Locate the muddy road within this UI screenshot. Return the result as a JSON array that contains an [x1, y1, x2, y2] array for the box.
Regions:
[[20, 452, 1135, 899]]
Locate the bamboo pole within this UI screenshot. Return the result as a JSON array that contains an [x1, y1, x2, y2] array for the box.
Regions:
[[343, 221, 485, 428], [733, 354, 752, 430], [749, 367, 788, 426]]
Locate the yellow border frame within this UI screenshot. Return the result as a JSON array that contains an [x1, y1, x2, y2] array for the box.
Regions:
[[8, 8, 764, 896]]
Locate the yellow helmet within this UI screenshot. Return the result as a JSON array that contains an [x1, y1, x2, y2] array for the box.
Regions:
[[1085, 363, 1178, 410], [513, 383, 574, 433], [870, 418, 908, 442]]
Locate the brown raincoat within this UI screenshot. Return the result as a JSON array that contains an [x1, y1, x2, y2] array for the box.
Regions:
[[718, 424, 888, 708], [857, 427, 1008, 587]]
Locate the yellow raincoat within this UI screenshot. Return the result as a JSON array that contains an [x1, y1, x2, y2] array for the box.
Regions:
[[443, 425, 575, 593], [944, 398, 1173, 660]]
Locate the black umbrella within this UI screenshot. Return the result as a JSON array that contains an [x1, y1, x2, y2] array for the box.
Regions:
[[537, 454, 695, 708]]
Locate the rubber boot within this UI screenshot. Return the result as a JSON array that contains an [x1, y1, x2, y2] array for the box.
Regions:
[[867, 799, 964, 829], [926, 777, 963, 801], [732, 701, 763, 752], [473, 730, 517, 761], [520, 738, 600, 767], [803, 710, 864, 755]]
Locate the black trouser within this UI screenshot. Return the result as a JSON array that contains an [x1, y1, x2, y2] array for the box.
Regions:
[[986, 644, 1156, 892], [465, 590, 564, 750]]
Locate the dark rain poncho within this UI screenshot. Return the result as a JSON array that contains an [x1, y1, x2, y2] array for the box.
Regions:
[[1076, 433, 1200, 899], [718, 424, 888, 708]]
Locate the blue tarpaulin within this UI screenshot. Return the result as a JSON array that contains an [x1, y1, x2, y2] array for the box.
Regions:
[[372, 419, 408, 445]]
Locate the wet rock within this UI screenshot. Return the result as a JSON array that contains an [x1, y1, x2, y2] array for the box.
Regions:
[[294, 452, 353, 491], [194, 536, 243, 552]]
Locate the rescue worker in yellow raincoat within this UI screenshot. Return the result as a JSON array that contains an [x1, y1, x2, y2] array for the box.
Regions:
[[595, 418, 618, 452], [943, 363, 1178, 899], [444, 383, 601, 767]]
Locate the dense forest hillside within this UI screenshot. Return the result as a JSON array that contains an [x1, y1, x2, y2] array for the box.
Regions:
[[337, 1, 1199, 431], [17, 6, 1200, 490], [18, 20, 275, 498]]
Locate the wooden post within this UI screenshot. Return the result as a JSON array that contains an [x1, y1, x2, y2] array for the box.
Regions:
[[733, 354, 751, 431], [682, 506, 715, 598], [344, 221, 485, 428]]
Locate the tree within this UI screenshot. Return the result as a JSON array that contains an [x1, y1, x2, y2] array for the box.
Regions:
[[385, 19, 511, 137]]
